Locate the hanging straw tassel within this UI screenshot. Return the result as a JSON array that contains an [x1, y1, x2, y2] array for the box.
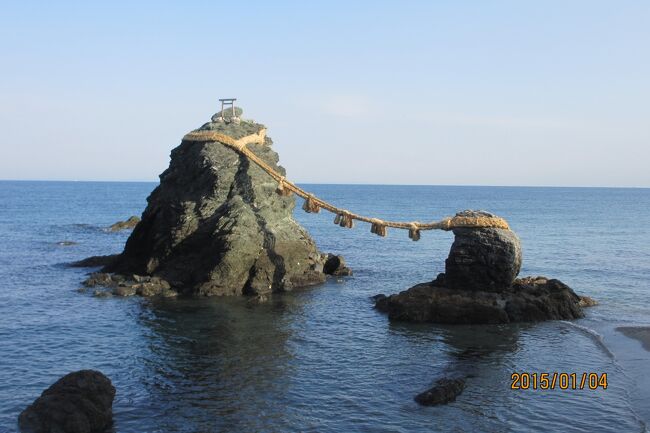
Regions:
[[408, 223, 421, 241], [276, 177, 292, 196], [370, 218, 387, 237], [302, 195, 320, 213], [337, 211, 354, 228]]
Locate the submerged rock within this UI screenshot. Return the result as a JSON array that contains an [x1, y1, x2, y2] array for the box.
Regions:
[[414, 378, 465, 406], [18, 370, 115, 433], [375, 211, 585, 324], [101, 109, 348, 296], [108, 216, 140, 232]]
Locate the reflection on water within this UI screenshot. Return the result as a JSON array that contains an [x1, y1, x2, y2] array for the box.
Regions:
[[122, 297, 300, 432]]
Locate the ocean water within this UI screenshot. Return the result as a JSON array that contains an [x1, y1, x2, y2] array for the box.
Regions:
[[1, 181, 649, 433]]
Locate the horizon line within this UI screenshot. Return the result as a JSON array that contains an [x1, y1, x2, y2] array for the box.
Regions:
[[1, 179, 649, 190]]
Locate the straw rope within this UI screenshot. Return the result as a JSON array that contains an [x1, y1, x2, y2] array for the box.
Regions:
[[183, 129, 511, 239]]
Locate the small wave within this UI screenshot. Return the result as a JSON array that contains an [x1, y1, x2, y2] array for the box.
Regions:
[[559, 320, 615, 359], [561, 321, 650, 432]]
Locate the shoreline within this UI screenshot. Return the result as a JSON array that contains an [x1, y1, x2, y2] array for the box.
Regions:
[[616, 326, 650, 352]]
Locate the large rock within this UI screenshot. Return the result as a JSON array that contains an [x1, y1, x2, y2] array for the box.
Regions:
[[18, 370, 115, 433], [445, 211, 522, 292], [102, 110, 343, 296]]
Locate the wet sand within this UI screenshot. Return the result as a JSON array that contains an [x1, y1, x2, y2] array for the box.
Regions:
[[616, 326, 650, 352]]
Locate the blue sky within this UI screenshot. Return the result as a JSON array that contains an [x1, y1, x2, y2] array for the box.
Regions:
[[1, 1, 648, 186]]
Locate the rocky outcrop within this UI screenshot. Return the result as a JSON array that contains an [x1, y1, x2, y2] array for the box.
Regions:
[[18, 370, 115, 433], [414, 378, 465, 406], [323, 254, 353, 276], [84, 272, 177, 297], [108, 216, 140, 232], [376, 274, 584, 324], [445, 211, 522, 292], [97, 110, 347, 296], [375, 210, 586, 324]]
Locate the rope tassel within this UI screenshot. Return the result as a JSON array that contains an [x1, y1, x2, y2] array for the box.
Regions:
[[276, 177, 292, 196], [336, 211, 354, 228], [408, 223, 421, 241], [302, 195, 320, 213], [370, 219, 387, 237]]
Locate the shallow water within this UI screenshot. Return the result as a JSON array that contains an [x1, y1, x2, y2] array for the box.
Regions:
[[1, 181, 649, 432]]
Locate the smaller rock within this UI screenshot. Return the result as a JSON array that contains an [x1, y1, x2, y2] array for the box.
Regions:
[[84, 273, 114, 288], [414, 378, 465, 406], [323, 254, 353, 277], [135, 282, 161, 297], [445, 211, 522, 292], [579, 296, 598, 307], [247, 294, 269, 306], [371, 294, 388, 310], [113, 286, 136, 297], [18, 370, 115, 433], [160, 288, 179, 298], [93, 290, 112, 298], [108, 216, 140, 232]]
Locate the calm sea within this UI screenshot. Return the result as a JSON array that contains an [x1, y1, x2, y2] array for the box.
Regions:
[[1, 181, 649, 433]]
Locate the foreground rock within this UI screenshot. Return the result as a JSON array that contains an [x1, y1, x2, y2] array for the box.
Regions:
[[18, 370, 115, 433], [414, 378, 465, 406], [95, 109, 348, 296], [108, 216, 140, 232], [375, 210, 586, 324]]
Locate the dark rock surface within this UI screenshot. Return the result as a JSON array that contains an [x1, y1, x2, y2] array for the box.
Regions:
[[108, 216, 140, 232], [323, 254, 353, 276], [69, 255, 120, 268], [101, 111, 348, 296], [445, 211, 521, 292], [376, 274, 584, 324], [18, 370, 115, 433], [414, 378, 465, 406]]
